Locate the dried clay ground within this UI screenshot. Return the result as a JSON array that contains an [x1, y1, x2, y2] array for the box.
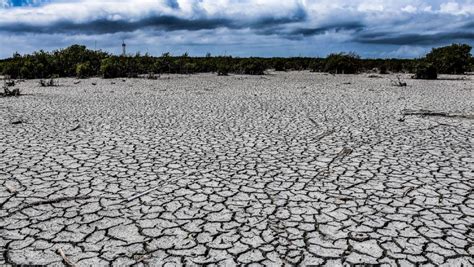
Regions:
[[1, 72, 473, 266]]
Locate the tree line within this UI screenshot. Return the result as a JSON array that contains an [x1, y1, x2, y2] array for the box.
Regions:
[[0, 44, 472, 79]]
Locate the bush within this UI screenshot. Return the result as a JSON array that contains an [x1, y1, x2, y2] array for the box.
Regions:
[[237, 59, 266, 75], [76, 62, 93, 78], [100, 58, 122, 78], [426, 44, 472, 74], [39, 78, 58, 87], [217, 63, 230, 76], [414, 63, 437, 80], [273, 59, 287, 71], [183, 62, 197, 74], [324, 53, 360, 74], [379, 65, 388, 74], [309, 60, 324, 72], [2, 80, 20, 97]]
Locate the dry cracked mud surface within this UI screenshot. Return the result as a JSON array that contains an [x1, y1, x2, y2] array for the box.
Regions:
[[1, 72, 473, 266]]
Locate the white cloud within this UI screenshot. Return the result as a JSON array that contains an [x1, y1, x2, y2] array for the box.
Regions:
[[440, 1, 474, 15], [385, 45, 429, 58], [402, 5, 417, 13]]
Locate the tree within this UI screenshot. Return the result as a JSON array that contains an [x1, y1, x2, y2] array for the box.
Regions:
[[425, 44, 472, 74]]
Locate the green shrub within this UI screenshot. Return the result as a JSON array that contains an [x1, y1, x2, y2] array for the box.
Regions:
[[324, 53, 360, 74], [237, 59, 266, 75], [183, 62, 197, 74], [100, 58, 122, 78], [426, 44, 472, 74], [217, 63, 230, 76], [216, 57, 232, 76], [414, 63, 437, 80], [76, 62, 93, 78], [309, 60, 324, 72], [273, 59, 287, 71]]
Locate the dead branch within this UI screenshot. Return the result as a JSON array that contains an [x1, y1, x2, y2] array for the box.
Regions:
[[57, 248, 77, 267], [315, 129, 335, 141], [126, 186, 162, 202], [39, 78, 58, 87], [337, 147, 353, 159], [403, 187, 417, 197], [402, 109, 474, 119], [389, 75, 407, 87], [68, 124, 81, 132], [308, 117, 318, 125], [2, 84, 20, 97], [22, 196, 91, 210]]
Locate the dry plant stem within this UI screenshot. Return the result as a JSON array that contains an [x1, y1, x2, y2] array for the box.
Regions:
[[57, 248, 77, 267], [402, 109, 474, 119]]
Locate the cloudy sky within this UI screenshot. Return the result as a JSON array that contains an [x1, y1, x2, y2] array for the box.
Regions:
[[0, 0, 473, 58]]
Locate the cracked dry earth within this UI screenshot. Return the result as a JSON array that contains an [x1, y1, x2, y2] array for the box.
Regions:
[[1, 72, 473, 266]]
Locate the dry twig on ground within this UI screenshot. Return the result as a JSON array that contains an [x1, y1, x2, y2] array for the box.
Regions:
[[402, 109, 474, 119], [57, 248, 77, 267]]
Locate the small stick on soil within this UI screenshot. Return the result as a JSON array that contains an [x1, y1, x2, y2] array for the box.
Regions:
[[315, 129, 335, 141], [401, 109, 474, 119], [135, 254, 150, 263], [57, 248, 77, 267], [389, 75, 407, 87], [337, 147, 353, 159], [126, 186, 161, 202], [22, 196, 91, 209], [68, 124, 81, 132], [403, 187, 416, 197], [308, 117, 318, 125]]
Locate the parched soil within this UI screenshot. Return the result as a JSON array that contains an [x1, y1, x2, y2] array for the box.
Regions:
[[1, 72, 473, 266]]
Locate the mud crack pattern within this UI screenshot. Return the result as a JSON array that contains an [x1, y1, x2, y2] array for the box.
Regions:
[[1, 73, 473, 266]]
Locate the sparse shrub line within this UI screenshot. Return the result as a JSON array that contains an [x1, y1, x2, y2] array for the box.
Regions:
[[0, 43, 471, 79]]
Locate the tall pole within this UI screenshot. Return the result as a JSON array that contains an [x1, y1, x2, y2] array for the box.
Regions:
[[122, 40, 126, 56]]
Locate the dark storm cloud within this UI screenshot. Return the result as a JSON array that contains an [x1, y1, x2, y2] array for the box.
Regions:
[[0, 16, 235, 34], [253, 5, 307, 27], [290, 22, 365, 37], [462, 21, 474, 29], [0, 5, 307, 35], [355, 31, 474, 45]]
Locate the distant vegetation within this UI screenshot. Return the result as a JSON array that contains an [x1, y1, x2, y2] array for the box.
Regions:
[[323, 53, 360, 74], [0, 44, 471, 79]]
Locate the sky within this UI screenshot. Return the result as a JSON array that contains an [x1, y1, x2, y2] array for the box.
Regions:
[[0, 0, 473, 59]]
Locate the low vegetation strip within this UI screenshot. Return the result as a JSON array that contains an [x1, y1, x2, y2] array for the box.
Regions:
[[0, 44, 472, 79]]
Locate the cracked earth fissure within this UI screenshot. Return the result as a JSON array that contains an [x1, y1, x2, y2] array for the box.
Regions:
[[1, 73, 473, 266]]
